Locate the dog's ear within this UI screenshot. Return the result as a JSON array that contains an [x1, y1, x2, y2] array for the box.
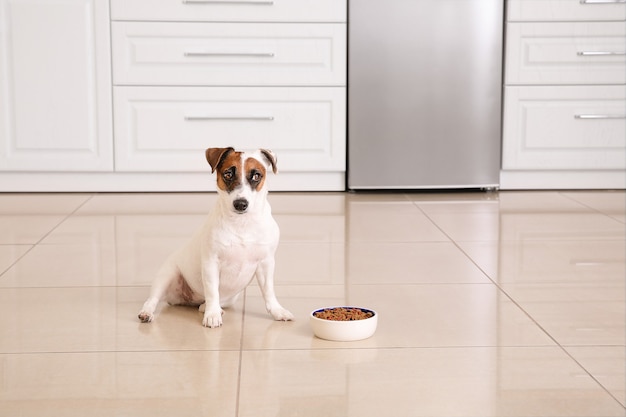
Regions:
[[205, 147, 234, 173], [260, 149, 278, 174]]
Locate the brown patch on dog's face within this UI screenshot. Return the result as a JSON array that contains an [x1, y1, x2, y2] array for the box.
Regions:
[[244, 157, 267, 191], [215, 151, 243, 193]]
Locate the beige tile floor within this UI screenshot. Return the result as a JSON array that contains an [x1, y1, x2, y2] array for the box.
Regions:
[[0, 190, 624, 417]]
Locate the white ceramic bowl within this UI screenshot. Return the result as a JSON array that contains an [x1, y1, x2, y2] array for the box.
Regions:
[[310, 306, 378, 341]]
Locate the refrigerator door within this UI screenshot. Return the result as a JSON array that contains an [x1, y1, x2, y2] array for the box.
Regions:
[[348, 0, 503, 189]]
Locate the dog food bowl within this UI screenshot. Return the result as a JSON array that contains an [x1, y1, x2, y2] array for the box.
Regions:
[[310, 306, 378, 342]]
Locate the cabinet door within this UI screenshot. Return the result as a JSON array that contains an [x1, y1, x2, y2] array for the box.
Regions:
[[113, 86, 346, 172], [0, 0, 112, 171], [505, 22, 626, 86], [502, 86, 626, 170], [112, 22, 346, 87]]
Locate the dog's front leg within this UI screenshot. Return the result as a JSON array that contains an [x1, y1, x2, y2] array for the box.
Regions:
[[256, 258, 294, 322], [201, 259, 223, 328]]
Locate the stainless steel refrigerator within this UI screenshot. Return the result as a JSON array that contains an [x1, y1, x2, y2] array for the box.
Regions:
[[348, 0, 504, 189]]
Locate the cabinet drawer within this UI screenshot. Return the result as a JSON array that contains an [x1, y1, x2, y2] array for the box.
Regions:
[[505, 22, 626, 85], [111, 0, 346, 23], [507, 0, 626, 22], [112, 22, 346, 86], [113, 86, 346, 172], [502, 86, 626, 170]]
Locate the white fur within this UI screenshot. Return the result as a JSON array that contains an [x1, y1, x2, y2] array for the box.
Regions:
[[138, 149, 294, 327]]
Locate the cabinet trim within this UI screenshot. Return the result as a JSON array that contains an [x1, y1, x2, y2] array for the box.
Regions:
[[0, 171, 346, 192], [111, 0, 346, 23]]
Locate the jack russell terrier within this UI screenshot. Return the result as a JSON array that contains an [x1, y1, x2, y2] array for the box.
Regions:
[[138, 147, 294, 327]]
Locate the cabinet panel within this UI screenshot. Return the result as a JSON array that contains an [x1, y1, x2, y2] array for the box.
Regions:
[[505, 22, 626, 85], [507, 0, 626, 22], [502, 86, 626, 170], [0, 0, 113, 171], [113, 86, 346, 172], [112, 22, 346, 87], [111, 0, 346, 23]]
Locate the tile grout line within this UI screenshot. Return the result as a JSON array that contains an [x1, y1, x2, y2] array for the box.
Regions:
[[410, 200, 561, 338], [0, 194, 97, 280], [31, 193, 97, 246], [410, 199, 579, 346], [410, 198, 626, 410], [559, 345, 626, 410], [559, 191, 626, 224], [235, 288, 247, 417], [2, 343, 618, 356], [0, 244, 32, 278]]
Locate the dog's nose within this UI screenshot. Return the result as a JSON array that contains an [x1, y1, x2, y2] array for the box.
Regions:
[[233, 198, 249, 213]]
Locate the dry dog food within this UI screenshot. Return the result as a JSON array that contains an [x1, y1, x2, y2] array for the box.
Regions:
[[313, 307, 374, 321]]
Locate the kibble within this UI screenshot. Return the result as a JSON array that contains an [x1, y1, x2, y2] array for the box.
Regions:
[[313, 307, 374, 321]]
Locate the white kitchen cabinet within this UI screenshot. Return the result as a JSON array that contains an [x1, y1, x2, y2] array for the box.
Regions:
[[110, 0, 347, 190], [0, 0, 113, 171], [0, 0, 346, 191], [113, 86, 346, 172], [501, 0, 626, 190]]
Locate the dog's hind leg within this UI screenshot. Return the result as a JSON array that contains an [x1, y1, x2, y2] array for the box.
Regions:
[[138, 260, 181, 323]]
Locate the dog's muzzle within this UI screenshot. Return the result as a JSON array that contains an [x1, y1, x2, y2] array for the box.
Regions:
[[233, 198, 249, 213]]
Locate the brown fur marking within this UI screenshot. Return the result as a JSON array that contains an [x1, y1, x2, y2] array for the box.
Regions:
[[205, 147, 234, 173], [244, 157, 267, 190], [215, 151, 243, 192]]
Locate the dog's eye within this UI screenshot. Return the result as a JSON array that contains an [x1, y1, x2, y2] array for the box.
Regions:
[[251, 172, 262, 182], [223, 170, 234, 182]]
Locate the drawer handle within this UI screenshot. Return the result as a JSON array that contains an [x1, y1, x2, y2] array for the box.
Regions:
[[580, 0, 626, 4], [577, 51, 626, 56], [185, 116, 275, 121], [184, 51, 275, 58], [575, 114, 626, 119], [182, 0, 274, 5]]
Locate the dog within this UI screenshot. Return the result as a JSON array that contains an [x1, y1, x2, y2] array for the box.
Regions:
[[138, 147, 294, 327]]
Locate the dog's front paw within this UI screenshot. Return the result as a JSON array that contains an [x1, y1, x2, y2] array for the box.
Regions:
[[270, 307, 294, 322], [202, 309, 224, 328], [138, 311, 154, 323]]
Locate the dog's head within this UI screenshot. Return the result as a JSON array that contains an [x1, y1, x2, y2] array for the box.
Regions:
[[205, 147, 277, 214]]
